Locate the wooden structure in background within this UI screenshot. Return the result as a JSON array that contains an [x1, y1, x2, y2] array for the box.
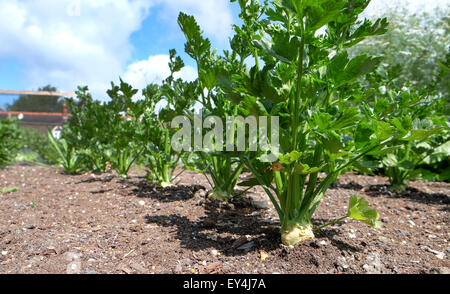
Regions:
[[0, 89, 76, 97], [0, 89, 75, 132]]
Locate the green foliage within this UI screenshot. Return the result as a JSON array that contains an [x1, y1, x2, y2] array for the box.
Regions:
[[178, 12, 251, 201], [347, 195, 381, 229], [18, 128, 59, 165], [210, 0, 394, 245], [61, 50, 192, 183], [63, 82, 149, 177], [355, 72, 449, 190], [0, 119, 22, 167], [47, 129, 83, 174], [0, 187, 18, 194]]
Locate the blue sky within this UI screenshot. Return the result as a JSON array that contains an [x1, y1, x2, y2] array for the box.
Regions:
[[0, 0, 448, 109]]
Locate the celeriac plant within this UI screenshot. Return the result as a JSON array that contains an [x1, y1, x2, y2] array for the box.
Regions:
[[64, 87, 111, 173], [177, 13, 251, 201], [210, 0, 398, 246], [140, 50, 196, 187], [47, 129, 83, 174], [0, 118, 22, 167], [356, 84, 448, 192]]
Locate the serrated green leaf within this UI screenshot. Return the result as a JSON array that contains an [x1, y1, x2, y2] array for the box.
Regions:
[[279, 151, 303, 165], [293, 163, 323, 175], [402, 127, 444, 141], [375, 121, 396, 142], [347, 195, 381, 229], [252, 38, 292, 64]]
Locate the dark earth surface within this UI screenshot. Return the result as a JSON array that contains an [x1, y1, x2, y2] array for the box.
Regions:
[[0, 163, 449, 274]]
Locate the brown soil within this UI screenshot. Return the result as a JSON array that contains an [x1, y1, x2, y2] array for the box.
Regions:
[[0, 163, 448, 274]]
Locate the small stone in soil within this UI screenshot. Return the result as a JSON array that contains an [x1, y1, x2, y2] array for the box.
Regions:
[[173, 264, 183, 274], [407, 220, 416, 226]]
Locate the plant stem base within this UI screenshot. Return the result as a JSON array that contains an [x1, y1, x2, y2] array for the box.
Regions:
[[281, 223, 315, 247], [160, 182, 172, 188], [208, 189, 230, 202], [389, 183, 407, 194]]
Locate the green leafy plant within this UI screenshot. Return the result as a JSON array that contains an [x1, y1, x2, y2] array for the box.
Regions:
[[0, 118, 22, 167], [47, 129, 83, 174], [140, 84, 180, 187], [64, 83, 146, 177], [18, 127, 59, 165], [350, 4, 449, 94], [139, 51, 196, 187], [177, 12, 254, 201], [196, 0, 395, 246], [104, 80, 147, 178], [356, 85, 449, 191]]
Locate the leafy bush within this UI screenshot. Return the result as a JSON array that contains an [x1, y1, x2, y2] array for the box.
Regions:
[[0, 119, 22, 167], [62, 55, 192, 182], [177, 14, 249, 201], [355, 60, 450, 189], [178, 0, 449, 246], [175, 0, 397, 246], [47, 129, 83, 174], [18, 127, 59, 165]]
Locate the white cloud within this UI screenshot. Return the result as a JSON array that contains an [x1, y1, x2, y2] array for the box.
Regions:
[[154, 0, 233, 43], [122, 54, 197, 90], [0, 0, 153, 100], [0, 0, 231, 101]]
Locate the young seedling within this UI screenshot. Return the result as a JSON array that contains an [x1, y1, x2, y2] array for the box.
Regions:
[[0, 187, 18, 194]]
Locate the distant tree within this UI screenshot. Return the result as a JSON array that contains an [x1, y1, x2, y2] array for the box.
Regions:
[[6, 85, 64, 112]]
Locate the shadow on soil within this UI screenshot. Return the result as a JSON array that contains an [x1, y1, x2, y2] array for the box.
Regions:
[[110, 176, 364, 257], [329, 180, 364, 191], [122, 178, 205, 203], [330, 179, 449, 206], [312, 224, 362, 253], [144, 196, 282, 256], [365, 184, 449, 206], [75, 175, 115, 184], [143, 192, 362, 256]]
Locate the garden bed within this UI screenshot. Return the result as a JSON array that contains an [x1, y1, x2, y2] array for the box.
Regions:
[[0, 163, 448, 274]]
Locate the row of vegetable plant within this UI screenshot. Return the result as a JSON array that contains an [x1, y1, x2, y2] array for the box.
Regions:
[[7, 0, 446, 246]]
